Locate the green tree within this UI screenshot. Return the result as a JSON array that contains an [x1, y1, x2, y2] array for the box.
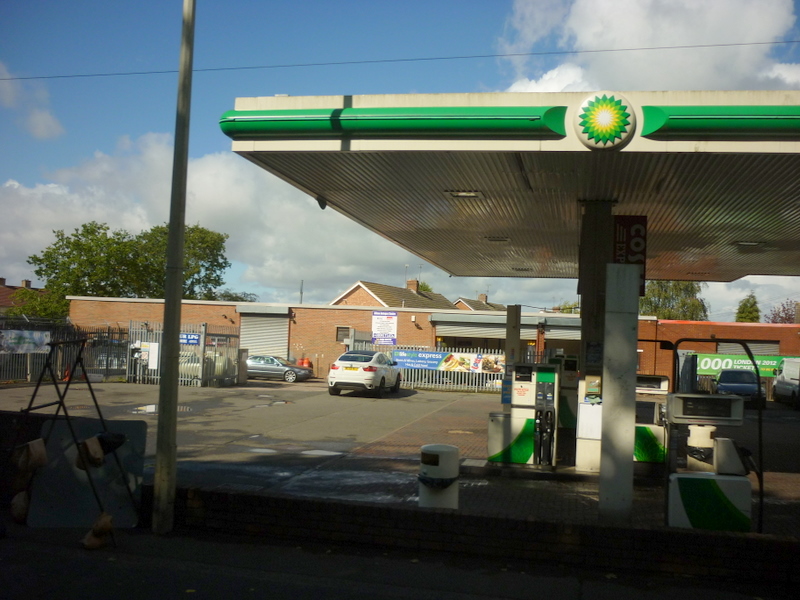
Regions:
[[764, 299, 798, 323], [6, 288, 69, 320], [28, 222, 141, 298], [211, 288, 259, 302], [418, 281, 433, 292], [22, 221, 247, 318], [552, 300, 580, 314], [735, 291, 760, 322], [639, 281, 709, 320], [134, 224, 231, 299]]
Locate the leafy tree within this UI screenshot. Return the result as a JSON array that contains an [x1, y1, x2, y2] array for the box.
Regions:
[[552, 300, 580, 314], [28, 222, 141, 299], [210, 288, 259, 302], [21, 221, 251, 318], [134, 224, 230, 299], [735, 291, 760, 322], [418, 281, 433, 292], [6, 288, 69, 320], [764, 299, 798, 324], [639, 281, 709, 321]]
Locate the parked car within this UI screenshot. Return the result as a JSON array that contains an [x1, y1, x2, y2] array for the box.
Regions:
[[327, 350, 401, 397], [246, 355, 313, 383], [714, 368, 766, 409], [773, 358, 800, 409]]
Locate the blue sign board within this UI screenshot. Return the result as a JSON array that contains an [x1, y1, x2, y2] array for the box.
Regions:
[[179, 333, 201, 345]]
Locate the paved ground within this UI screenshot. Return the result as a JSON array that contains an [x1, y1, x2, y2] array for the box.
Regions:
[[1, 379, 799, 598], [1, 379, 799, 535]]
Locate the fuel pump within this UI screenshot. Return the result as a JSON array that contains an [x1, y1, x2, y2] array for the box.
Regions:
[[665, 392, 753, 532], [533, 365, 558, 467], [488, 363, 559, 468]]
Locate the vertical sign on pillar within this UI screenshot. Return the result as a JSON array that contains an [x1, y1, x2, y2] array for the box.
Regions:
[[613, 216, 647, 296]]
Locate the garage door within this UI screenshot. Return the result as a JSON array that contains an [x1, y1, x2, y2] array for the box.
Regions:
[[240, 315, 289, 357]]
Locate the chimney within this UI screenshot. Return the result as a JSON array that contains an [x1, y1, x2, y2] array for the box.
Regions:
[[0, 278, 5, 286], [406, 279, 419, 294], [478, 293, 488, 303], [22, 279, 31, 288]]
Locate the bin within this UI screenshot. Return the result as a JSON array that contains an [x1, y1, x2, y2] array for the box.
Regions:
[[418, 444, 459, 509]]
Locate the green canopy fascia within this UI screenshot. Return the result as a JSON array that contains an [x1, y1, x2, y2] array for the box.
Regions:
[[641, 105, 800, 139], [220, 106, 568, 140]]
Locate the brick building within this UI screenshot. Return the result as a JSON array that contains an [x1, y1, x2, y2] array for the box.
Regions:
[[68, 284, 800, 384]]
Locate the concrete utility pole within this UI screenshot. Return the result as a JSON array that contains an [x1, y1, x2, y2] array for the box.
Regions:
[[153, 0, 196, 535]]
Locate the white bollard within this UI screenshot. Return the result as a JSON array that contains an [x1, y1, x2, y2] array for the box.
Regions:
[[418, 444, 459, 509]]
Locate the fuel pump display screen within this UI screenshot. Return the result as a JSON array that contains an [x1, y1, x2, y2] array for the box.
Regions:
[[683, 396, 731, 418], [666, 393, 744, 426], [514, 365, 533, 382]]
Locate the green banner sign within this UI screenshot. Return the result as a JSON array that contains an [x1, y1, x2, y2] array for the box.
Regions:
[[695, 354, 800, 377]]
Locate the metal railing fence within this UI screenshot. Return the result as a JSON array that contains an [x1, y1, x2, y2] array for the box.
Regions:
[[353, 343, 541, 393]]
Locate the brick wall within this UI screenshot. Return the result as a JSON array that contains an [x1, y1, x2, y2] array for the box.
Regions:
[[290, 307, 436, 373], [70, 298, 800, 381], [334, 287, 378, 306], [147, 485, 799, 585], [641, 320, 800, 379], [69, 299, 239, 328]]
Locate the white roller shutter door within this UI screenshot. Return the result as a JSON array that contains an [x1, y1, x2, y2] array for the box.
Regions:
[[240, 315, 289, 356]]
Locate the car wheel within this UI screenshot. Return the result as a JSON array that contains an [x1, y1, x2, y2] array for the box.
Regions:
[[284, 370, 298, 383], [391, 374, 401, 393], [375, 378, 386, 398], [328, 386, 341, 396]]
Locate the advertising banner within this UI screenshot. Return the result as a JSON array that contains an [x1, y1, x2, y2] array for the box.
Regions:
[[695, 354, 800, 377], [372, 311, 398, 345], [0, 330, 51, 353], [392, 349, 505, 374]]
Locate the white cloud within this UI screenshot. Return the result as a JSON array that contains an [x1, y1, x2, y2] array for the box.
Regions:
[[0, 61, 20, 108], [505, 63, 594, 92], [26, 108, 65, 139], [0, 60, 65, 139], [500, 0, 799, 92], [0, 134, 586, 308], [762, 62, 800, 86]]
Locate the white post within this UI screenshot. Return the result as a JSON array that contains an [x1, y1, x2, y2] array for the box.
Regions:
[[598, 263, 640, 524]]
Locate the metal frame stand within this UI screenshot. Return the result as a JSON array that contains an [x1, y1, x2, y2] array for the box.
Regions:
[[5, 339, 138, 535]]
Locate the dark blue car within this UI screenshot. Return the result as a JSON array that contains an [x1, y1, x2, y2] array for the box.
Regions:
[[714, 369, 766, 409]]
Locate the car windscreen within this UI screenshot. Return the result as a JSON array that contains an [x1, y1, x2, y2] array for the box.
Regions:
[[720, 370, 756, 383], [339, 354, 373, 362]]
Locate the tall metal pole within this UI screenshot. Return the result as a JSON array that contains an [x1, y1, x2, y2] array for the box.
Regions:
[[153, 0, 195, 535]]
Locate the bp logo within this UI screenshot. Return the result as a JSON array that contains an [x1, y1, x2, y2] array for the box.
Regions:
[[575, 92, 636, 149]]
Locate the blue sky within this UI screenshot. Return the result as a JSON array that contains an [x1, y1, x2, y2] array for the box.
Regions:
[[2, 0, 800, 321]]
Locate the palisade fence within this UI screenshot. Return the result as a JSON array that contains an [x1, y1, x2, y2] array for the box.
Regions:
[[127, 320, 240, 387], [0, 319, 129, 383], [0, 319, 239, 387], [354, 342, 541, 393]]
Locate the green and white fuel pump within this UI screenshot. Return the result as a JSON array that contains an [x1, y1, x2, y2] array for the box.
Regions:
[[665, 392, 752, 532], [488, 363, 560, 468]]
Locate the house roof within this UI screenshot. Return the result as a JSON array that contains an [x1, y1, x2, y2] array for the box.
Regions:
[[0, 280, 43, 312], [455, 297, 506, 311], [332, 281, 455, 310]]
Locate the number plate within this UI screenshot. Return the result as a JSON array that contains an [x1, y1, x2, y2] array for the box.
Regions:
[[344, 367, 358, 371]]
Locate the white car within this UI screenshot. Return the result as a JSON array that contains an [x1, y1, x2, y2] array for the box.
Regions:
[[327, 350, 402, 397]]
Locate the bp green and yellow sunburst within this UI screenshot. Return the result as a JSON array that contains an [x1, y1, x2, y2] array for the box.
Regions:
[[579, 95, 632, 146]]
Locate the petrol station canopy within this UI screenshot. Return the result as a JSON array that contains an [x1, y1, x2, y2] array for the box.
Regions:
[[220, 91, 800, 284]]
